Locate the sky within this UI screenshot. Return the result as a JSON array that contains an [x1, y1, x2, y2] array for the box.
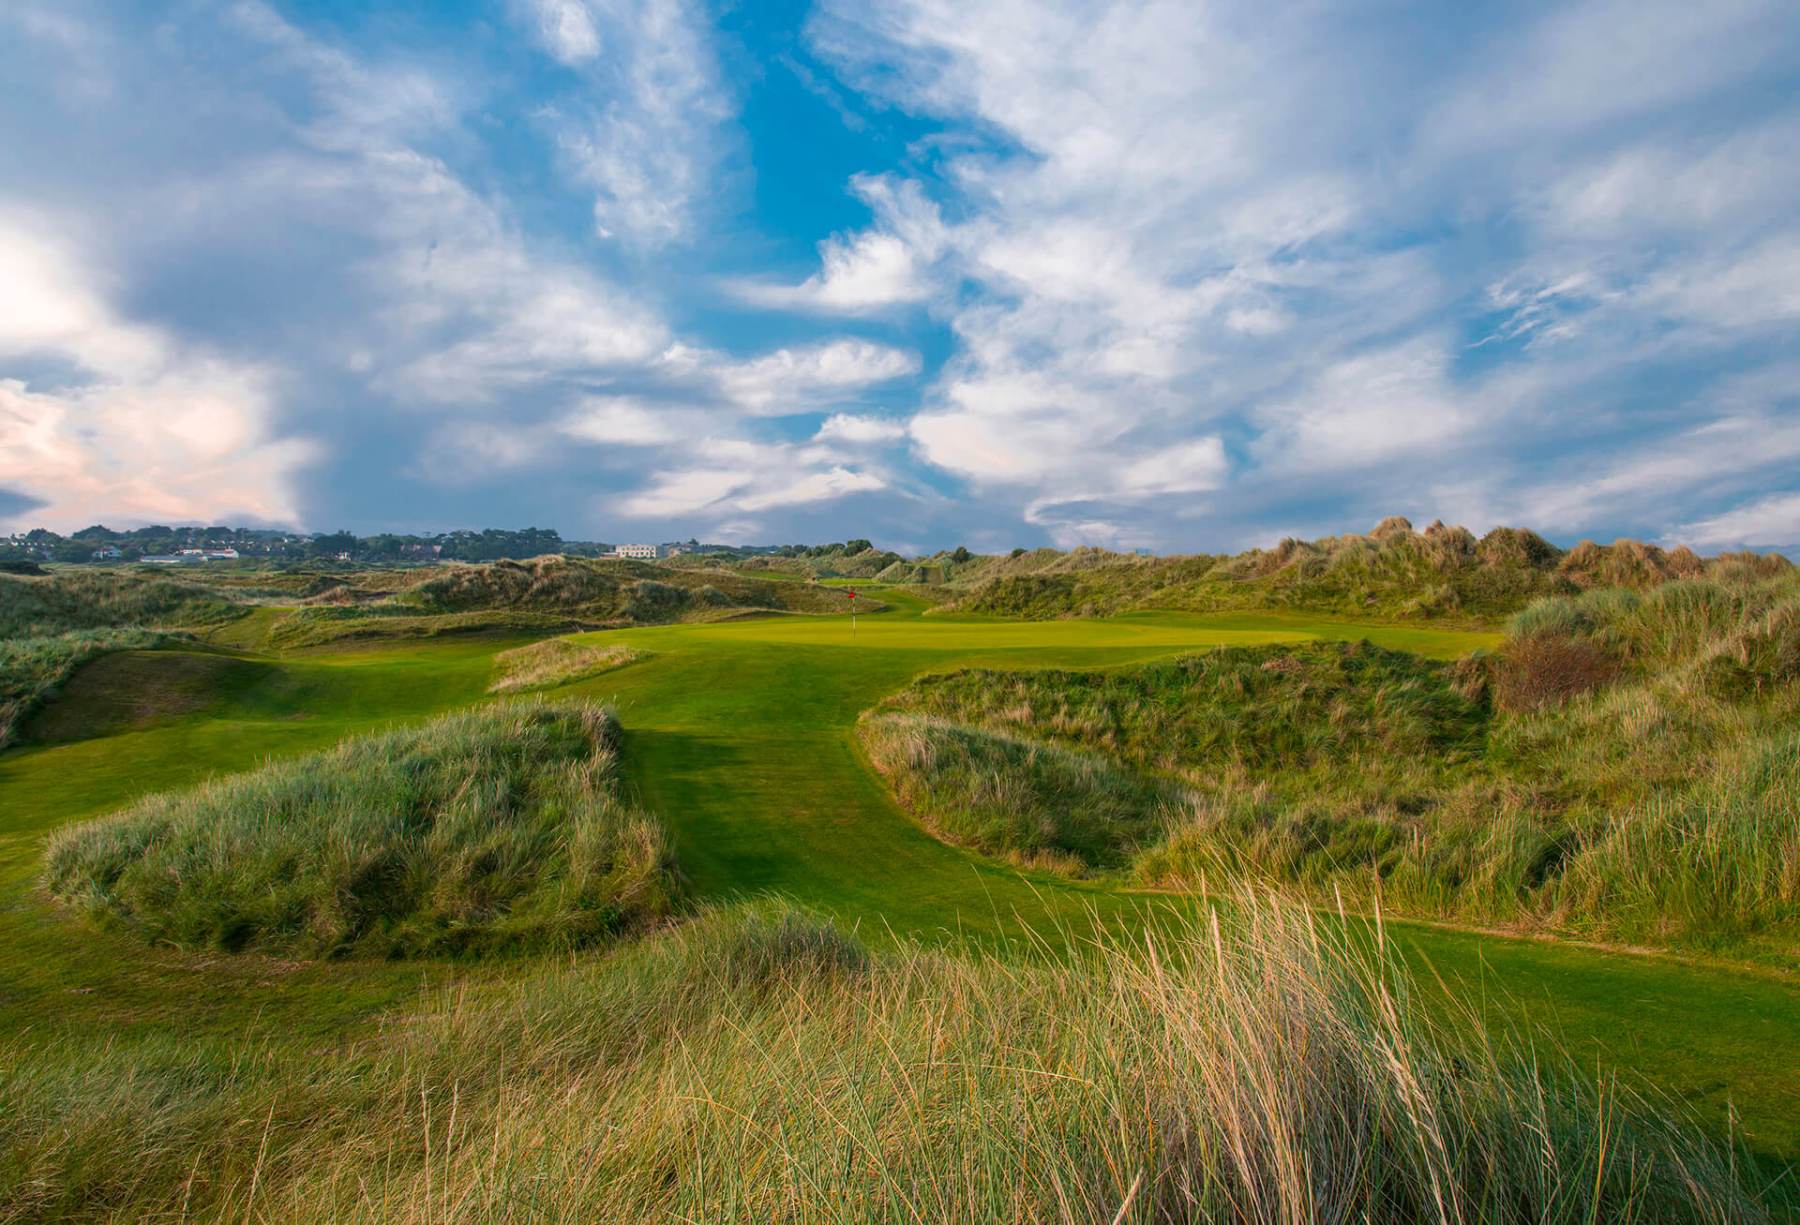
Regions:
[[1, 0, 1798, 555]]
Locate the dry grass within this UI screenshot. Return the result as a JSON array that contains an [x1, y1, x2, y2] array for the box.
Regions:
[[0, 897, 1773, 1222], [487, 637, 646, 694]]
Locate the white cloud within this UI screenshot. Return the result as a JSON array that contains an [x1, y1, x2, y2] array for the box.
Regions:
[[617, 438, 887, 519], [815, 413, 906, 444], [560, 395, 690, 445], [731, 175, 945, 312], [0, 214, 316, 529], [1673, 492, 1800, 551], [518, 0, 601, 64], [524, 0, 734, 246], [716, 339, 919, 415]]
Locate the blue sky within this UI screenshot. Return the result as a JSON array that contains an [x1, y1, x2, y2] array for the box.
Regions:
[[2, 0, 1798, 554]]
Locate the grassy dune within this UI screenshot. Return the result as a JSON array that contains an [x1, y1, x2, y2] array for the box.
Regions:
[[0, 899, 1775, 1222], [0, 569, 243, 637], [932, 518, 1791, 624], [866, 577, 1800, 955], [45, 701, 675, 958]]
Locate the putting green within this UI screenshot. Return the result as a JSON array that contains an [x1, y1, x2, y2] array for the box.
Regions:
[[1, 594, 1796, 1164]]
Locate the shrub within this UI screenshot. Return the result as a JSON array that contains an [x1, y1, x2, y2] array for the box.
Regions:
[[45, 701, 676, 958], [1493, 634, 1618, 712]]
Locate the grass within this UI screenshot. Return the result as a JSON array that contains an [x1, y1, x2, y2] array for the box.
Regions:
[[0, 630, 166, 748], [0, 898, 1777, 1222], [2, 592, 1799, 1200], [932, 519, 1791, 625], [861, 580, 1800, 957], [45, 701, 674, 959], [0, 569, 243, 636], [487, 636, 647, 694]]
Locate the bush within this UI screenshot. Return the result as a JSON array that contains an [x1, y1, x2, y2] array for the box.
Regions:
[[45, 701, 676, 958], [1494, 634, 1618, 712]]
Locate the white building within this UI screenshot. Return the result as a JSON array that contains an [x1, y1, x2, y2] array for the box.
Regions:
[[615, 543, 660, 559]]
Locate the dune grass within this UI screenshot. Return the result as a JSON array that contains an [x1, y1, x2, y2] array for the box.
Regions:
[[934, 518, 1791, 624], [0, 569, 242, 636], [44, 701, 675, 959], [0, 897, 1777, 1223], [6, 604, 1800, 1176], [866, 577, 1800, 955], [487, 636, 646, 693]]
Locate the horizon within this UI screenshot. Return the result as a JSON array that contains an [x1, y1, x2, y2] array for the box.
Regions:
[[5, 513, 1795, 562], [3, 1, 1799, 554]]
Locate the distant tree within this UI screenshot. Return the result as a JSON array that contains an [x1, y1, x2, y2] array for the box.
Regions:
[[309, 531, 358, 557], [845, 539, 873, 554], [950, 546, 972, 564]]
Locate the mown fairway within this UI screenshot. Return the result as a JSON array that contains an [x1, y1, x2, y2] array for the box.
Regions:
[[3, 590, 1798, 1167]]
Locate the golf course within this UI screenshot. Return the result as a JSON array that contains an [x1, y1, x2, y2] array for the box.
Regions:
[[5, 572, 1800, 1221]]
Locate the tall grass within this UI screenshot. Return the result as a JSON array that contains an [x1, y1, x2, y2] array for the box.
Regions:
[[44, 701, 676, 958], [868, 579, 1800, 954], [0, 569, 241, 636], [0, 898, 1774, 1222], [935, 519, 1790, 624], [487, 637, 646, 694], [0, 629, 164, 748]]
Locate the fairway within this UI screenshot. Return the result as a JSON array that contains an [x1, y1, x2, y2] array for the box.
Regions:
[[3, 593, 1798, 1169]]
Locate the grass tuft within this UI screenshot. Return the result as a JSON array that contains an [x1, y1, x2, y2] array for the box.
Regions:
[[43, 701, 676, 959], [0, 896, 1774, 1221]]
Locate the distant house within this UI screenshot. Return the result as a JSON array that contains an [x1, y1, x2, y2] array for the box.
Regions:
[[204, 548, 239, 560], [92, 546, 123, 560], [615, 543, 660, 560], [140, 554, 193, 565]]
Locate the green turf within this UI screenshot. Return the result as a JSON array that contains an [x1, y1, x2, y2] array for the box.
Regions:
[[2, 592, 1797, 1168]]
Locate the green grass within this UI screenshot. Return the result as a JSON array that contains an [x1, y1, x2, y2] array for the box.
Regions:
[[44, 701, 674, 959], [0, 900, 1776, 1222], [0, 569, 243, 637], [2, 593, 1799, 1203], [0, 629, 167, 748], [858, 582, 1800, 958]]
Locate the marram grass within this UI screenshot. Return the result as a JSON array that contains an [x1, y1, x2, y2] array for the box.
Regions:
[[0, 897, 1775, 1222], [487, 636, 646, 694], [43, 700, 676, 959]]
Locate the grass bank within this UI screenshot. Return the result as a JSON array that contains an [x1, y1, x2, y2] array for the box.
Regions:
[[862, 577, 1800, 956], [45, 701, 675, 959]]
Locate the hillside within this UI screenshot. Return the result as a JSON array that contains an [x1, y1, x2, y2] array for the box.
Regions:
[[864, 572, 1800, 956], [46, 701, 674, 958], [929, 518, 1791, 623], [265, 555, 875, 646]]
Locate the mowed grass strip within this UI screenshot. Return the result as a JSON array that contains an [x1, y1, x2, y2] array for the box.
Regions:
[[44, 701, 676, 959], [1, 897, 1777, 1223]]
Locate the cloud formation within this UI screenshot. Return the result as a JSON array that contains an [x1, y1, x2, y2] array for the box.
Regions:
[[1, 0, 1796, 550]]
